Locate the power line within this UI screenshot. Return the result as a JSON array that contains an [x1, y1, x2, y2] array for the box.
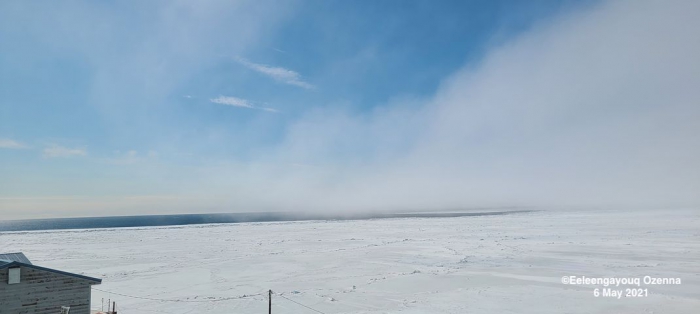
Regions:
[[93, 287, 331, 313], [92, 287, 262, 303], [275, 292, 327, 314]]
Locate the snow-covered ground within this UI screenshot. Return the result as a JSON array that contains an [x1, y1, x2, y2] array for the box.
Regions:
[[1, 208, 698, 313]]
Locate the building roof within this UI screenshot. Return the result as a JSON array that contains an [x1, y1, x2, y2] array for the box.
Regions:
[[0, 252, 32, 264], [0, 252, 101, 284]]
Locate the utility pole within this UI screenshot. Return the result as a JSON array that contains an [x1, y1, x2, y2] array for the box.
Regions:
[[268, 290, 272, 314]]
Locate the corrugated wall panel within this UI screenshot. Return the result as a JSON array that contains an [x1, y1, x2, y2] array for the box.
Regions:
[[0, 266, 93, 314]]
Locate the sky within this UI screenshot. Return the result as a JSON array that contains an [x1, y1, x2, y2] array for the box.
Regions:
[[1, 0, 699, 220]]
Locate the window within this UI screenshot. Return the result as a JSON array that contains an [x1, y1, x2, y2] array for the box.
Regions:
[[8, 267, 20, 284]]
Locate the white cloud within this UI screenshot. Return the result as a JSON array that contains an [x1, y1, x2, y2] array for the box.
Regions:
[[234, 56, 315, 89], [210, 96, 254, 108], [43, 145, 87, 158], [0, 138, 27, 149], [210, 96, 279, 113]]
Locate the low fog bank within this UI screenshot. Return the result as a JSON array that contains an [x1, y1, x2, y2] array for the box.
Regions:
[[202, 0, 700, 213]]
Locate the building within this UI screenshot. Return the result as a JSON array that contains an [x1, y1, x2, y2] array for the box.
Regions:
[[0, 252, 101, 314]]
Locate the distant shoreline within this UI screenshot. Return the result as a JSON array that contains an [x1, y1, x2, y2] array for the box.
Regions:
[[0, 209, 535, 232]]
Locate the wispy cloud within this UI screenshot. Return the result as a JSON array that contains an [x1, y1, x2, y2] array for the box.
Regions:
[[210, 96, 279, 113], [43, 144, 87, 158], [234, 56, 315, 89], [0, 138, 27, 149]]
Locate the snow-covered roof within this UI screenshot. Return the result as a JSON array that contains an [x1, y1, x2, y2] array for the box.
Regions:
[[0, 252, 101, 284], [0, 252, 32, 264]]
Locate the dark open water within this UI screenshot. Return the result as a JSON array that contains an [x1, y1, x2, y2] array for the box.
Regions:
[[0, 210, 533, 232]]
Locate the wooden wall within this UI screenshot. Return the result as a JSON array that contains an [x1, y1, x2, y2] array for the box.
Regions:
[[0, 266, 93, 314]]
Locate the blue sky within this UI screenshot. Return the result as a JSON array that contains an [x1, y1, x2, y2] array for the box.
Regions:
[[1, 0, 699, 219]]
